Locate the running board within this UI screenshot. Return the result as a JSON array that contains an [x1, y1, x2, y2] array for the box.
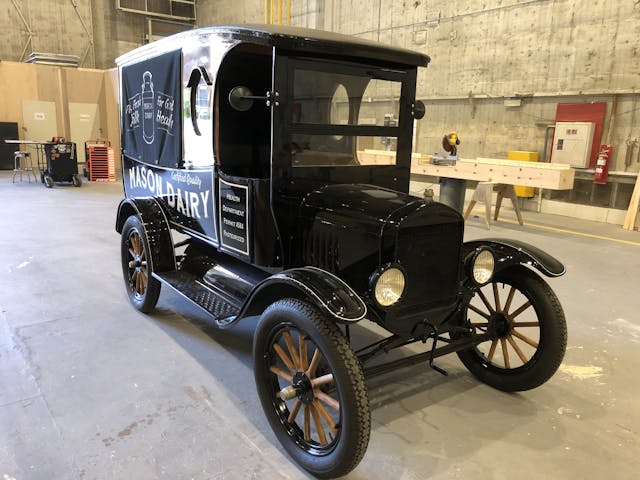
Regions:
[[153, 271, 240, 326]]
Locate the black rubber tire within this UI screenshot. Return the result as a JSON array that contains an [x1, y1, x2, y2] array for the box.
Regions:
[[457, 266, 567, 392], [44, 175, 53, 188], [120, 215, 161, 313], [72, 175, 81, 187], [253, 299, 370, 478]]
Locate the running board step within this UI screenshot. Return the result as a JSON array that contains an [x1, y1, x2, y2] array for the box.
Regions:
[[154, 271, 241, 324]]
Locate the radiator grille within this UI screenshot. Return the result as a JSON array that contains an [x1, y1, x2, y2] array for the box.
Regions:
[[396, 221, 463, 306]]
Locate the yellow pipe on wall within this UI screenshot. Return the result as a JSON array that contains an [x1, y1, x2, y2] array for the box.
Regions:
[[278, 0, 283, 24], [270, 0, 274, 24], [287, 0, 291, 25]]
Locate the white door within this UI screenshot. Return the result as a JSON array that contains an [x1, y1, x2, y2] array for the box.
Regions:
[[22, 101, 58, 142], [69, 103, 102, 164]]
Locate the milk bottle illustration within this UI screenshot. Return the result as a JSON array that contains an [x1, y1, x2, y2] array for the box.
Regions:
[[142, 71, 155, 144]]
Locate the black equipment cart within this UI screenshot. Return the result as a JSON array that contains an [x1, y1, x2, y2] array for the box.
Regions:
[[41, 139, 81, 188]]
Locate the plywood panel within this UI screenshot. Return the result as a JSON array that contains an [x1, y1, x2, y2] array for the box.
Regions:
[[0, 62, 39, 134], [66, 69, 106, 104]]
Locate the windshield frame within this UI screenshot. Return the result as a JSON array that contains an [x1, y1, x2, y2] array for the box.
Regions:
[[271, 53, 417, 193]]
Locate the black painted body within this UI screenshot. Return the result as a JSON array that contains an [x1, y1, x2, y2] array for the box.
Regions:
[[115, 25, 563, 338]]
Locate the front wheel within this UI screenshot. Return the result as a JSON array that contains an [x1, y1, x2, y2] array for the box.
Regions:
[[44, 175, 53, 188], [72, 174, 81, 187], [253, 299, 370, 478], [120, 215, 161, 313], [457, 266, 567, 392]]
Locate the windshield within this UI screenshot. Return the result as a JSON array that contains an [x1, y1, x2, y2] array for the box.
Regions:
[[289, 60, 405, 167]]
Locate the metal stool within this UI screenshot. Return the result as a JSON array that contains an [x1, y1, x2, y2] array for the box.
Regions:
[[13, 151, 37, 183]]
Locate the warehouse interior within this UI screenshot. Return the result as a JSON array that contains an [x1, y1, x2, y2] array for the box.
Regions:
[[1, 1, 639, 479]]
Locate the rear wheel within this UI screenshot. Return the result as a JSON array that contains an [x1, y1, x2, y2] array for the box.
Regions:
[[44, 175, 53, 188], [72, 174, 81, 187], [254, 299, 370, 478], [457, 266, 567, 392], [120, 215, 161, 313]]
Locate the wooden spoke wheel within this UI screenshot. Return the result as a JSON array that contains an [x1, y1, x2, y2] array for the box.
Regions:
[[120, 216, 160, 313], [457, 266, 567, 392], [254, 299, 370, 479]]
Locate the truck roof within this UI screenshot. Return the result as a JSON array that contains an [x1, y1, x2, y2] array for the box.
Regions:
[[116, 24, 430, 68]]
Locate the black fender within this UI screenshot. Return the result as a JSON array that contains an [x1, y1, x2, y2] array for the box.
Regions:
[[115, 197, 176, 273], [462, 238, 565, 277], [237, 266, 367, 323]]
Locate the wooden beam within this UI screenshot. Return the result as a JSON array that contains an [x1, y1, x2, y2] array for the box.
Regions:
[[410, 156, 575, 190], [623, 173, 640, 230]]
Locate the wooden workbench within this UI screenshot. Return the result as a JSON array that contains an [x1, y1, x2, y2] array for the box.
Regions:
[[407, 153, 575, 228], [411, 156, 575, 190]]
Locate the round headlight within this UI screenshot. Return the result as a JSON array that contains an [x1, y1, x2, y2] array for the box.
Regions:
[[472, 249, 494, 285], [374, 267, 405, 307]]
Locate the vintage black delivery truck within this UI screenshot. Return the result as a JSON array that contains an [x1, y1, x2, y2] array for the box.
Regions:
[[115, 25, 567, 478]]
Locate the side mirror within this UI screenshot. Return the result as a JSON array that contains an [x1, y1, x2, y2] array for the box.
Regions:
[[413, 100, 426, 120]]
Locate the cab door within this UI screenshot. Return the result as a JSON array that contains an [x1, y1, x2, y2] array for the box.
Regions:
[[214, 44, 282, 267]]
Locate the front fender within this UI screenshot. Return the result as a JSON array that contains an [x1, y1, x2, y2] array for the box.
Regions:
[[463, 238, 565, 277], [115, 197, 176, 273], [238, 266, 367, 323]]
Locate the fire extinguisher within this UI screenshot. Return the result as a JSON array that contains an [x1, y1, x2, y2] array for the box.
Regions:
[[594, 145, 613, 184]]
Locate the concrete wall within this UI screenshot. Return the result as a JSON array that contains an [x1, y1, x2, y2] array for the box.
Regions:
[[197, 0, 640, 175], [1, 0, 96, 66], [1, 0, 161, 69]]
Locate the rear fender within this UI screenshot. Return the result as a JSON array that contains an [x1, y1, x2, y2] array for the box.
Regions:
[[238, 266, 367, 323], [463, 238, 565, 277], [116, 198, 176, 273]]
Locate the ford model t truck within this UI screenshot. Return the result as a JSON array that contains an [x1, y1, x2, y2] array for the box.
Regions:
[[115, 25, 567, 478]]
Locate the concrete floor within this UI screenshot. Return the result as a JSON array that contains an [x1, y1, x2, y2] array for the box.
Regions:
[[1, 171, 639, 480]]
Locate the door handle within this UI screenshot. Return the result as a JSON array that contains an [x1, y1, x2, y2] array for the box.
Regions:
[[186, 66, 212, 136]]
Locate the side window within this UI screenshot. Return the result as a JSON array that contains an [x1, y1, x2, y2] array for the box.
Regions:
[[183, 44, 215, 168]]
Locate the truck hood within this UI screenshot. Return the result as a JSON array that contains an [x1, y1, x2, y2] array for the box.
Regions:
[[298, 184, 428, 294], [300, 184, 423, 231]]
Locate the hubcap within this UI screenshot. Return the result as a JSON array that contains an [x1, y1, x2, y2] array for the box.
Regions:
[[488, 312, 511, 338], [291, 371, 314, 404]]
